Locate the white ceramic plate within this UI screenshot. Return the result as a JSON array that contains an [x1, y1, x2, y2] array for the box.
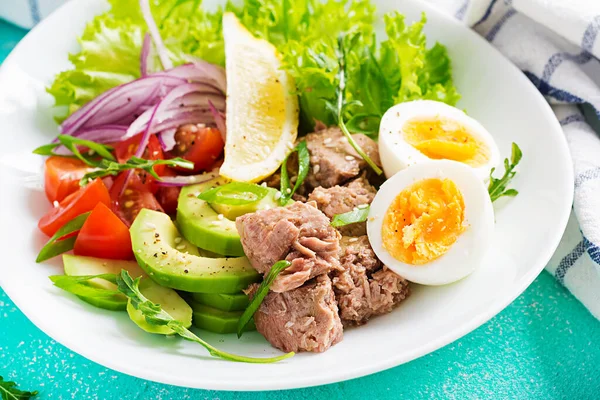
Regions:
[[0, 0, 573, 391]]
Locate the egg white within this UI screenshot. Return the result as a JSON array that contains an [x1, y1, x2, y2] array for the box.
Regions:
[[367, 160, 494, 285], [378, 100, 500, 181]]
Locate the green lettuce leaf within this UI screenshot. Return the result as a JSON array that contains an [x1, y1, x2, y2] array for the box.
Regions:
[[48, 0, 459, 135]]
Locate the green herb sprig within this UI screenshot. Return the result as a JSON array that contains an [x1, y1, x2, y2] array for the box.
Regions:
[[325, 34, 382, 175], [80, 157, 193, 186], [116, 270, 294, 363], [199, 182, 269, 206], [49, 273, 123, 300], [488, 143, 522, 202], [33, 135, 115, 167], [330, 205, 370, 227], [0, 376, 38, 400], [36, 212, 90, 263], [237, 260, 291, 337], [279, 141, 310, 205]]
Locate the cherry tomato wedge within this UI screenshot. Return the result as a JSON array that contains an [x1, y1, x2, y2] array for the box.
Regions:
[[115, 133, 165, 191], [44, 156, 94, 204], [155, 168, 181, 215], [74, 203, 133, 260], [168, 125, 224, 173], [110, 172, 164, 227], [38, 178, 110, 237]]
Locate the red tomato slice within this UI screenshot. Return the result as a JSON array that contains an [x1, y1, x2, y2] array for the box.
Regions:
[[44, 156, 94, 204], [155, 168, 181, 215], [168, 125, 224, 173], [74, 203, 133, 260], [38, 178, 110, 237], [115, 133, 165, 191], [110, 172, 164, 227]]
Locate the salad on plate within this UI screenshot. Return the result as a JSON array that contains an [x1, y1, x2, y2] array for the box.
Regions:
[[33, 0, 522, 363]]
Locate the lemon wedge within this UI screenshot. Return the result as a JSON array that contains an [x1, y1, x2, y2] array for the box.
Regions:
[[220, 12, 299, 182]]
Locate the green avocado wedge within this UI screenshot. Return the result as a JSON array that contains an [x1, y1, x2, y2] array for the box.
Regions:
[[176, 177, 283, 256], [127, 277, 192, 334], [190, 301, 256, 334], [131, 209, 260, 293], [62, 255, 146, 311], [191, 292, 249, 311]]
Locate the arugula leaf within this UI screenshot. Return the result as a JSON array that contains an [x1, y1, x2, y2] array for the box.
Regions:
[[49, 274, 124, 300], [237, 260, 291, 337], [117, 270, 294, 363], [36, 212, 90, 263], [80, 157, 193, 185], [327, 34, 382, 175], [33, 135, 115, 167], [331, 205, 370, 227], [198, 182, 269, 206], [279, 141, 310, 205], [0, 377, 38, 400], [488, 143, 522, 202]]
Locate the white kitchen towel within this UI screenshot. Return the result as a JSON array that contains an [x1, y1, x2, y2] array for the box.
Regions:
[[0, 0, 65, 29], [424, 0, 600, 318], [2, 0, 600, 317]]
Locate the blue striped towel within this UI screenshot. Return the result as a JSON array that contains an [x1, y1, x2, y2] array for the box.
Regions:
[[2, 0, 600, 318], [425, 0, 600, 318]]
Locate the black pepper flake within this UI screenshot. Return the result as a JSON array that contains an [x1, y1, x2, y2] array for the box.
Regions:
[[162, 251, 167, 255], [184, 269, 189, 274], [154, 233, 159, 238], [153, 253, 158, 257]]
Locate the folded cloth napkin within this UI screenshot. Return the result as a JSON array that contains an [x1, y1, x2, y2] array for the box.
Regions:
[[2, 0, 600, 318], [0, 0, 65, 29]]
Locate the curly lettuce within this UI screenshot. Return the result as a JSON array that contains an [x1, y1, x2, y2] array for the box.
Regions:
[[48, 0, 459, 134]]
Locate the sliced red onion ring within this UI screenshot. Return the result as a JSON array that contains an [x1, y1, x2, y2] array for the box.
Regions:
[[141, 33, 151, 77], [208, 99, 226, 141], [165, 62, 227, 93], [158, 128, 177, 151], [60, 75, 185, 135], [73, 125, 128, 143], [140, 0, 172, 70], [154, 169, 220, 187], [125, 84, 225, 139]]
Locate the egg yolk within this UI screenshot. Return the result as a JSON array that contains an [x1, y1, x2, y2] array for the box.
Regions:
[[403, 117, 489, 167], [381, 178, 466, 265]]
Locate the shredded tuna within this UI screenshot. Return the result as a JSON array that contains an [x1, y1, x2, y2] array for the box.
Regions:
[[249, 275, 343, 353], [332, 236, 410, 325], [236, 202, 341, 292], [308, 174, 377, 236]]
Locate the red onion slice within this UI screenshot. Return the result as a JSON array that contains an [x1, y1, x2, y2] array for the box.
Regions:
[[208, 99, 226, 141], [141, 33, 151, 77], [60, 75, 185, 135], [125, 84, 225, 138], [158, 128, 177, 151], [154, 169, 220, 187], [140, 0, 172, 70]]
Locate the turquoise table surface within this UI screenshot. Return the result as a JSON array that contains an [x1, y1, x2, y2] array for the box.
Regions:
[[1, 20, 599, 400]]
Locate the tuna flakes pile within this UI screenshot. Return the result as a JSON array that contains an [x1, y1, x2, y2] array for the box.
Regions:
[[237, 125, 411, 353]]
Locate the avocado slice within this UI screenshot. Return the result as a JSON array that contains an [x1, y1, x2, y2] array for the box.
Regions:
[[176, 177, 283, 256], [191, 292, 249, 311], [127, 277, 193, 334], [131, 209, 260, 293], [190, 301, 255, 334], [62, 254, 146, 311]]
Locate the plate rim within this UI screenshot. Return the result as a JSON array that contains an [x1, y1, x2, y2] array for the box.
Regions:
[[0, 0, 574, 391]]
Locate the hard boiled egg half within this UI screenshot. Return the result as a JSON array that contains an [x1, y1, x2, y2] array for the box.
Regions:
[[379, 100, 500, 181], [367, 160, 494, 285]]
